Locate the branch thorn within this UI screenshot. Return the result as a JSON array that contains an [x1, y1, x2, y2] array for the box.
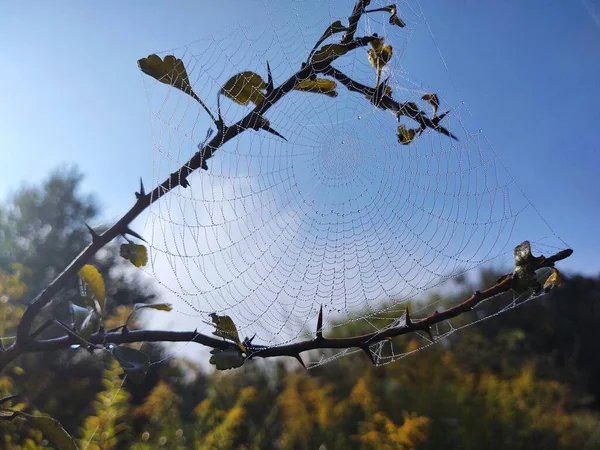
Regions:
[[424, 326, 435, 343], [256, 115, 287, 142], [316, 305, 324, 340], [266, 61, 274, 95], [216, 95, 225, 134], [122, 227, 147, 243], [360, 344, 376, 365], [85, 223, 101, 242], [293, 353, 306, 369], [135, 177, 146, 200], [404, 307, 412, 326]]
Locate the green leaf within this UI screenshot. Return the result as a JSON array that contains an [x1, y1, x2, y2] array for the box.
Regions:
[[70, 303, 96, 340], [397, 125, 417, 145], [110, 345, 150, 383], [17, 412, 78, 450], [294, 78, 338, 97], [422, 93, 440, 118], [512, 241, 544, 293], [125, 302, 173, 327], [209, 348, 245, 371], [78, 265, 105, 315], [311, 44, 350, 64], [307, 20, 347, 62], [138, 54, 201, 104], [210, 313, 246, 352], [81, 295, 96, 311], [220, 71, 266, 106], [119, 243, 148, 267]]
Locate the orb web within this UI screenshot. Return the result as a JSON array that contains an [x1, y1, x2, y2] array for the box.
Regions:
[[141, 0, 567, 367]]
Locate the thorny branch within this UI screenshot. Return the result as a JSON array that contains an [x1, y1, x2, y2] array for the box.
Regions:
[[324, 66, 458, 139], [0, 0, 572, 373], [10, 247, 573, 368]]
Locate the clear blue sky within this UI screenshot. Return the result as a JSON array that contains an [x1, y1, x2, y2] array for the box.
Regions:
[[1, 0, 599, 283]]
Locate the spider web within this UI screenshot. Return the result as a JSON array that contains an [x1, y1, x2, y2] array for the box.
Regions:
[[140, 0, 568, 368]]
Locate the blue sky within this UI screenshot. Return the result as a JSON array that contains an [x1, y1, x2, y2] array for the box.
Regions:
[[1, 0, 599, 295]]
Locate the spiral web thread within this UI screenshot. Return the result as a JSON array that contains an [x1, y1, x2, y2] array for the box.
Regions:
[[141, 0, 567, 368]]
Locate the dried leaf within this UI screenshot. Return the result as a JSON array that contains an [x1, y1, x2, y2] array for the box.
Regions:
[[78, 265, 105, 315], [397, 125, 417, 145], [544, 268, 562, 292], [388, 5, 406, 27], [295, 78, 338, 97], [17, 412, 78, 450], [210, 313, 246, 352], [209, 348, 245, 370], [220, 71, 266, 106], [138, 54, 200, 103], [366, 4, 406, 27], [120, 243, 148, 268]]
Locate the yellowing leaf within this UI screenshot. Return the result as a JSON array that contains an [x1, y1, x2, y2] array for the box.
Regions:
[[141, 302, 172, 312], [209, 348, 245, 370], [78, 265, 105, 315], [220, 71, 266, 106], [543, 268, 562, 292], [120, 243, 148, 267], [397, 125, 417, 145], [422, 93, 440, 118], [311, 44, 350, 64], [138, 54, 201, 103], [370, 37, 385, 53], [210, 313, 246, 352], [125, 302, 173, 327], [367, 39, 393, 87], [295, 78, 338, 97], [18, 412, 78, 450]]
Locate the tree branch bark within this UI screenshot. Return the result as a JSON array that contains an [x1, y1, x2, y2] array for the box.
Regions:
[[12, 248, 572, 367]]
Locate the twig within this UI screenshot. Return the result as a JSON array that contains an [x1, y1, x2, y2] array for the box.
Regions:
[[342, 0, 371, 44], [324, 66, 457, 139]]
